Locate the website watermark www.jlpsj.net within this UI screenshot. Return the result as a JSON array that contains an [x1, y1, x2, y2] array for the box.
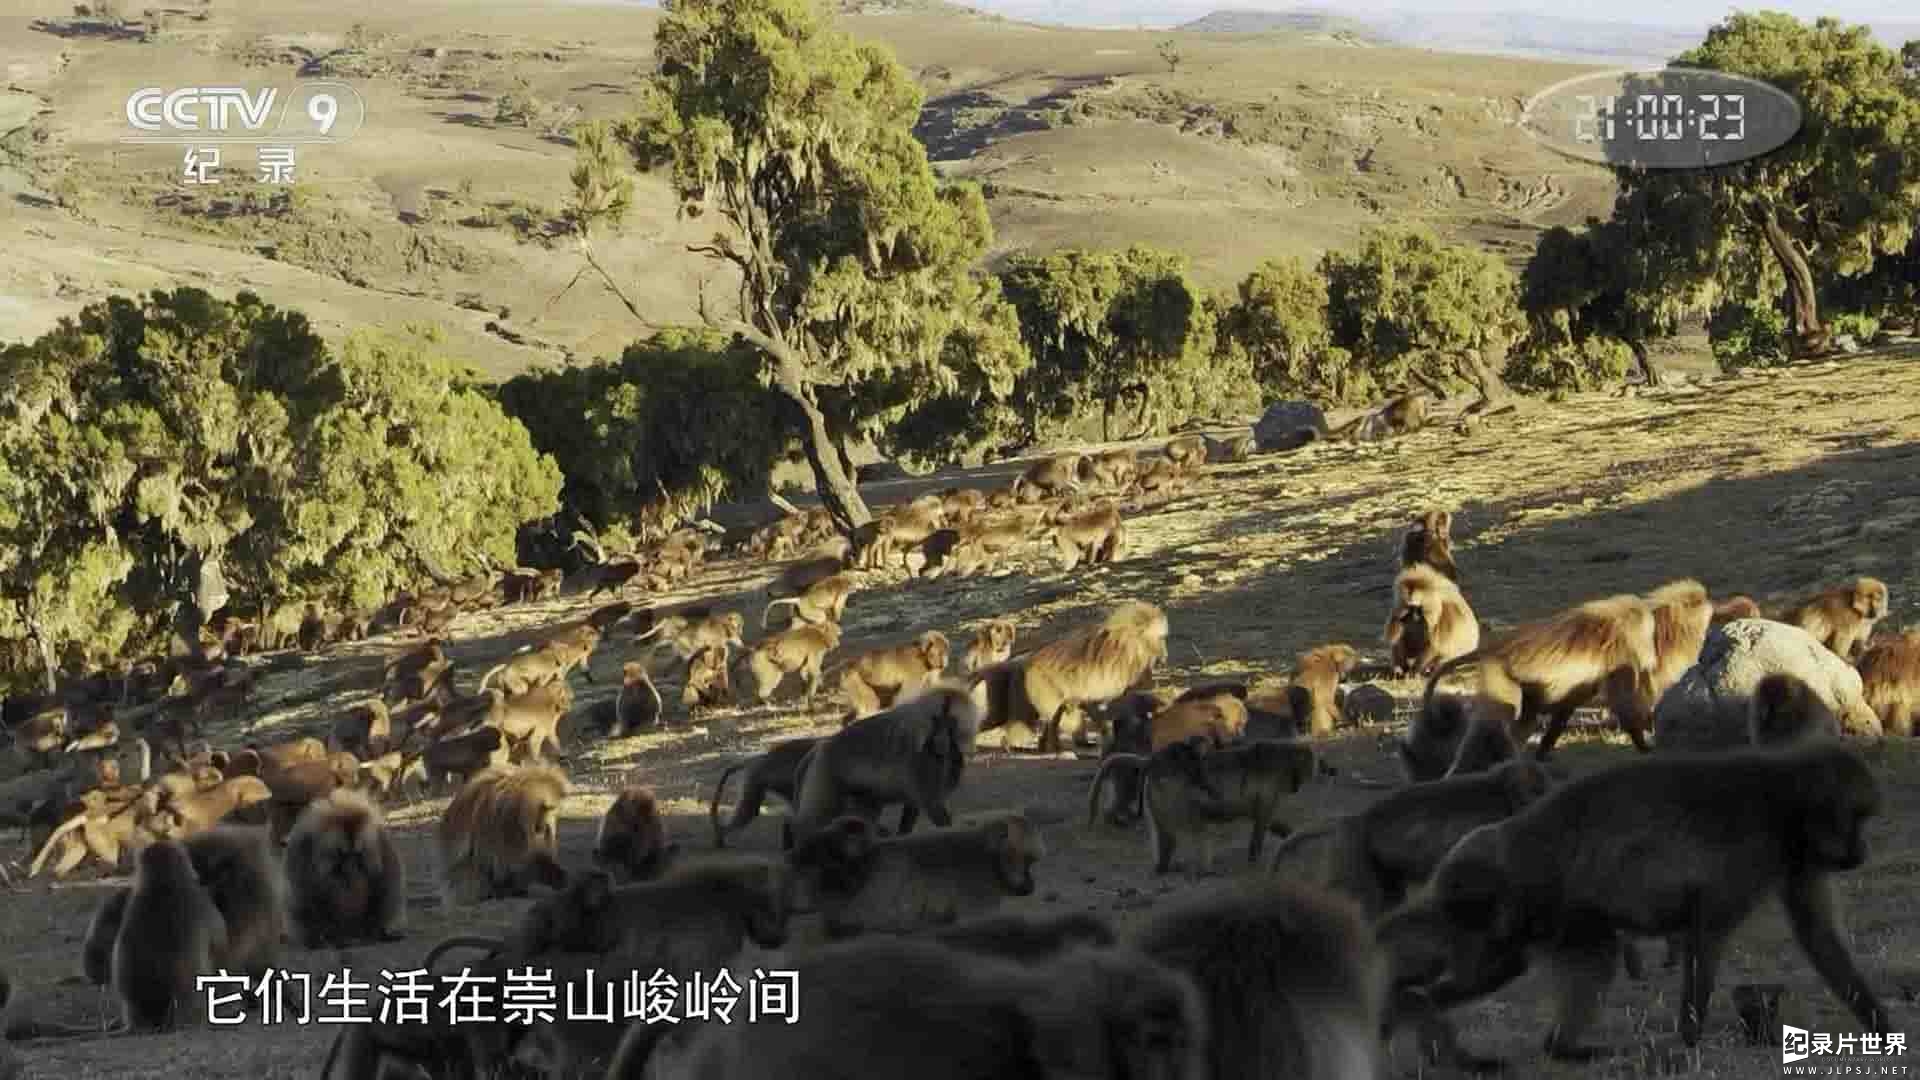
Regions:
[[1782, 1026, 1912, 1075]]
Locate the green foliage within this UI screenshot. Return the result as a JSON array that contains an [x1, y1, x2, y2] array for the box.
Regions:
[[999, 246, 1224, 441], [1218, 255, 1366, 402], [499, 328, 784, 536], [1322, 226, 1522, 392], [1157, 39, 1183, 73], [1709, 302, 1793, 370], [1822, 311, 1881, 343], [1503, 336, 1633, 394]]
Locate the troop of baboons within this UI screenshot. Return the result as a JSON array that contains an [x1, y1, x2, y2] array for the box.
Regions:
[[0, 420, 1912, 1080]]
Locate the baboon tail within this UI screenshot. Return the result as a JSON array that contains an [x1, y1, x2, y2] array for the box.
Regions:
[[477, 663, 507, 693], [710, 762, 747, 849], [761, 599, 797, 630], [1086, 754, 1145, 827]]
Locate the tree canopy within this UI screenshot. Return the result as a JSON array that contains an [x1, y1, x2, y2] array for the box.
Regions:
[[1216, 254, 1360, 402]]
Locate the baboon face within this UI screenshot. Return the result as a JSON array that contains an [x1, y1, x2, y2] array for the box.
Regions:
[[920, 632, 951, 672], [1855, 580, 1890, 621]]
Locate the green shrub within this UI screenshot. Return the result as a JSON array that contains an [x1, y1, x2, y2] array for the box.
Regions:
[[1709, 302, 1792, 370]]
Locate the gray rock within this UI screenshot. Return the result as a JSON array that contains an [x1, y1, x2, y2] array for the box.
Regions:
[[1253, 400, 1329, 452], [1342, 684, 1396, 727], [1652, 619, 1881, 751]]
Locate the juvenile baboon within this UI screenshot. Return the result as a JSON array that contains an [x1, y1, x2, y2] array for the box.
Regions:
[[1200, 432, 1255, 463], [1047, 501, 1125, 570], [591, 661, 662, 738], [1011, 453, 1085, 502], [792, 812, 1046, 938], [478, 630, 600, 697], [973, 601, 1169, 753], [1645, 578, 1715, 699], [1132, 878, 1386, 1080], [1146, 694, 1249, 751], [1087, 737, 1220, 829], [1080, 448, 1139, 490], [1386, 564, 1480, 677], [1269, 758, 1553, 916], [1288, 643, 1361, 737], [330, 701, 391, 759], [422, 725, 509, 789], [1397, 691, 1494, 781], [594, 785, 678, 884], [625, 935, 1210, 1080], [788, 684, 976, 841], [488, 680, 571, 763], [1375, 743, 1887, 1060], [359, 750, 426, 800], [635, 610, 747, 665], [285, 789, 405, 947], [947, 516, 1032, 577], [1713, 594, 1764, 625], [709, 737, 821, 848], [113, 839, 226, 1031], [1163, 434, 1207, 469], [86, 825, 285, 984], [1749, 672, 1842, 745], [164, 774, 275, 834], [739, 622, 842, 706], [1425, 592, 1658, 771], [762, 572, 857, 630], [1782, 577, 1891, 661], [1399, 509, 1458, 582], [834, 631, 952, 720], [30, 784, 177, 879], [964, 619, 1017, 674], [436, 764, 569, 905], [1858, 628, 1920, 737], [853, 503, 944, 571], [930, 911, 1118, 962], [1143, 739, 1319, 875], [383, 640, 450, 706], [683, 645, 732, 712]]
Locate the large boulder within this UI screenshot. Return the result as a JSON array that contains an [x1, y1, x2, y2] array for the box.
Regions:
[[1252, 400, 1329, 453], [1653, 619, 1881, 751]]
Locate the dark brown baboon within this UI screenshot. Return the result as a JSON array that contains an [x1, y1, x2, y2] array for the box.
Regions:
[[834, 631, 952, 720], [1163, 434, 1208, 469], [792, 812, 1045, 938], [1086, 737, 1219, 829], [709, 737, 821, 848], [1270, 758, 1554, 915], [81, 887, 131, 986], [181, 825, 285, 976], [964, 619, 1017, 675], [436, 764, 569, 905], [1749, 672, 1842, 745], [761, 572, 857, 629], [330, 701, 391, 759], [1713, 594, 1764, 625], [739, 621, 842, 706], [1341, 391, 1430, 442], [264, 752, 362, 845], [1376, 743, 1887, 1062], [1396, 692, 1488, 782], [635, 610, 747, 665], [1132, 877, 1386, 1080], [1399, 509, 1458, 582], [383, 640, 451, 706], [1080, 448, 1139, 490], [297, 604, 331, 652], [1386, 564, 1480, 677], [1047, 501, 1125, 570], [1200, 432, 1255, 463], [624, 935, 1209, 1080], [1859, 628, 1920, 737], [683, 645, 732, 713], [1782, 577, 1891, 661], [789, 684, 977, 841], [254, 735, 328, 772], [1011, 453, 1085, 502], [114, 839, 226, 1031], [1289, 643, 1361, 737], [1646, 578, 1715, 699], [929, 910, 1118, 961], [1143, 739, 1319, 875], [1425, 592, 1658, 772], [594, 785, 679, 884], [285, 789, 405, 946], [422, 725, 510, 789], [591, 660, 662, 738], [972, 601, 1169, 753]]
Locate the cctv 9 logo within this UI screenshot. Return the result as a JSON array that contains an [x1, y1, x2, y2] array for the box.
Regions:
[[123, 82, 366, 143]]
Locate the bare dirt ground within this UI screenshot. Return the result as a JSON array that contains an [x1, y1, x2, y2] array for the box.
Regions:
[[1, 344, 1917, 1077]]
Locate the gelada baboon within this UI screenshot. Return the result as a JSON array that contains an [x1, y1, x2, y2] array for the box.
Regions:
[[973, 601, 1168, 753], [589, 661, 662, 739], [1376, 743, 1887, 1061], [330, 701, 391, 759], [1781, 577, 1890, 662], [1163, 434, 1207, 469], [1398, 692, 1492, 782], [82, 825, 286, 987], [1144, 739, 1319, 875], [436, 764, 569, 906], [1645, 578, 1714, 699], [1010, 453, 1085, 502], [709, 737, 821, 848], [1426, 592, 1658, 773], [833, 631, 951, 720], [1145, 693, 1249, 751], [738, 621, 841, 706], [635, 610, 747, 665], [285, 789, 405, 947], [1284, 643, 1360, 737], [929, 911, 1118, 962], [1047, 501, 1125, 570], [1399, 509, 1458, 582], [790, 812, 1045, 938], [1712, 594, 1763, 625], [422, 725, 509, 789], [1080, 447, 1138, 490], [1200, 432, 1254, 463], [964, 619, 1017, 674], [622, 935, 1209, 1080], [1386, 564, 1480, 678], [594, 784, 679, 884], [1087, 737, 1219, 829], [1132, 878, 1386, 1080], [788, 684, 976, 842], [683, 645, 732, 712], [114, 839, 227, 1031], [28, 785, 183, 879], [762, 572, 857, 630], [1858, 628, 1920, 737], [1270, 758, 1553, 916]]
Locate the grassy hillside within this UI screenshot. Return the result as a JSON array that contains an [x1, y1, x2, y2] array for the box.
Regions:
[[0, 0, 1618, 376]]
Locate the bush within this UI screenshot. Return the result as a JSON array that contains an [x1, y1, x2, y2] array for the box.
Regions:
[[1824, 311, 1882, 344], [1503, 336, 1633, 393], [1709, 302, 1792, 370]]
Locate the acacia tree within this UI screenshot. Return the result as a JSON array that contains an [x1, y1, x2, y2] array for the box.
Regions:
[[577, 0, 1028, 531], [1000, 246, 1217, 441], [1618, 15, 1920, 352], [1321, 227, 1523, 403]]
